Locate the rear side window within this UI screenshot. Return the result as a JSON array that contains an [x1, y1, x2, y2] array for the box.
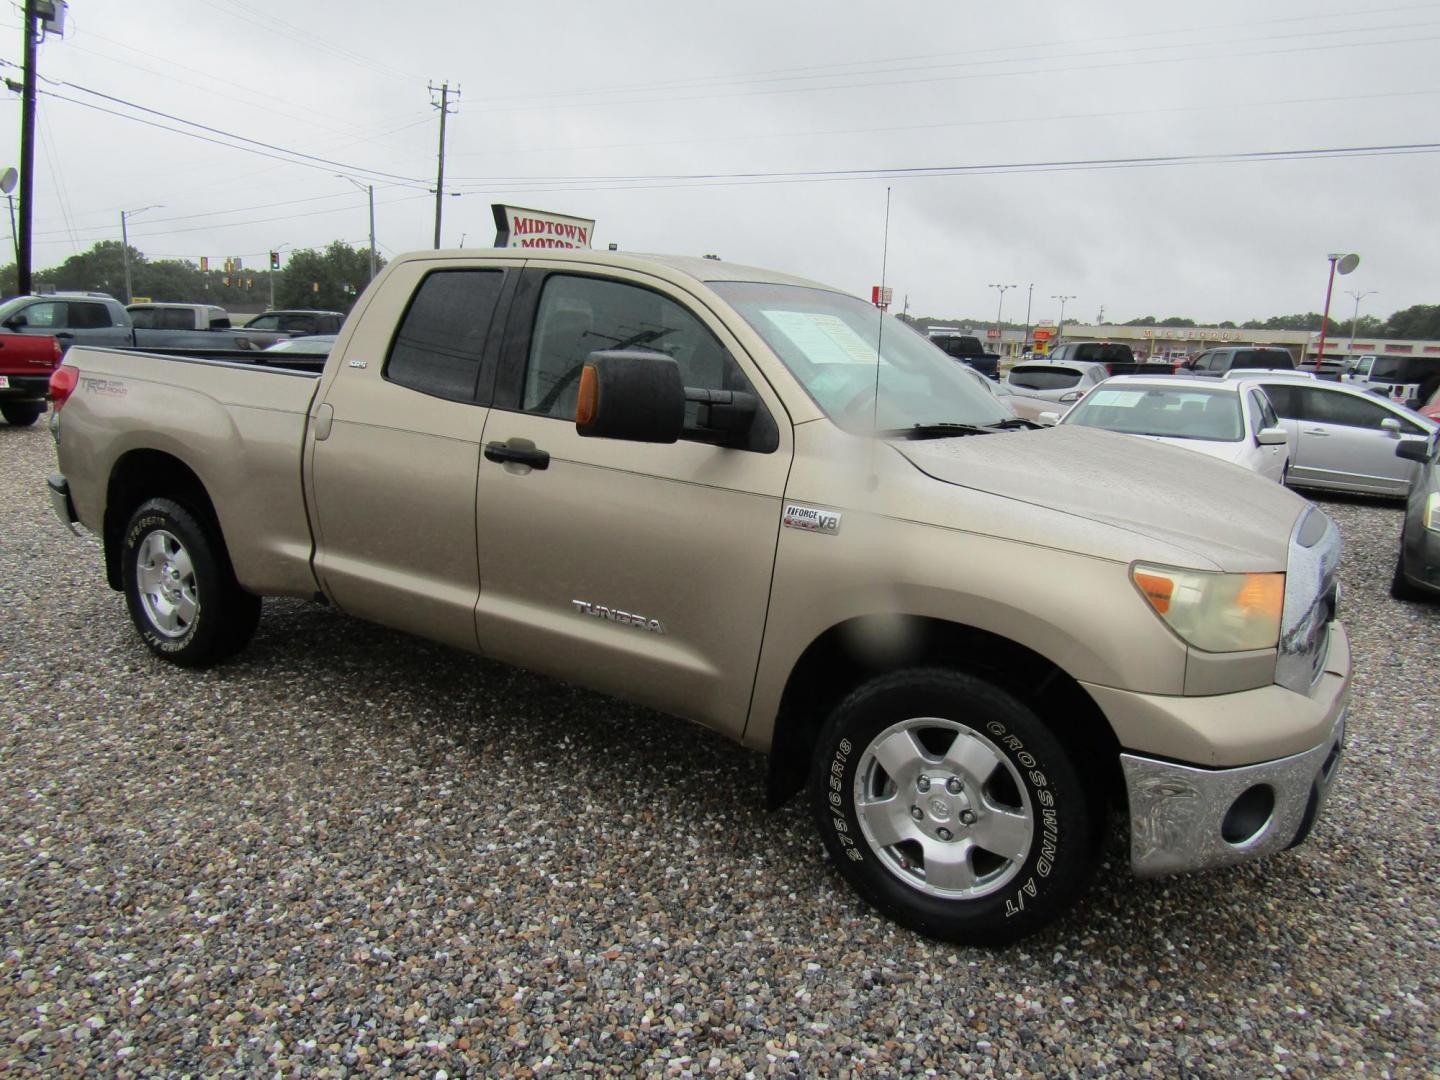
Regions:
[[159, 308, 194, 331], [128, 307, 158, 329], [248, 315, 278, 331], [522, 274, 747, 423], [68, 302, 113, 329], [1234, 350, 1293, 370], [385, 269, 505, 402], [1072, 343, 1134, 364], [1009, 365, 1081, 390]]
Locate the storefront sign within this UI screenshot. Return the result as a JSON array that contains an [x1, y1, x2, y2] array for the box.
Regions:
[[493, 205, 596, 249]]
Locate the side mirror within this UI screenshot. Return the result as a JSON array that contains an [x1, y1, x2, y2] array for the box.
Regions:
[[4, 314, 26, 330], [1256, 426, 1288, 446], [1380, 417, 1402, 436], [1038, 411, 1061, 427], [1396, 437, 1433, 463], [575, 350, 685, 443]]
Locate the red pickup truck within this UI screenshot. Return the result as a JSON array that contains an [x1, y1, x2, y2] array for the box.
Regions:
[[0, 331, 62, 425]]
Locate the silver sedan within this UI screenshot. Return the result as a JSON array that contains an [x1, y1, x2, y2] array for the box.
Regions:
[[1234, 375, 1437, 496]]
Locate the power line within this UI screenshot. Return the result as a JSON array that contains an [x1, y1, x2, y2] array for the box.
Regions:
[[474, 3, 1440, 106], [445, 87, 1440, 170], [463, 29, 1440, 116], [438, 141, 1440, 197]]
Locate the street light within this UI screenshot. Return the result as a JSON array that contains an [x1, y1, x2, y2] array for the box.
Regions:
[[989, 284, 1016, 356], [1313, 252, 1359, 369], [1346, 288, 1377, 353], [1051, 294, 1076, 345], [119, 204, 162, 303], [335, 175, 376, 282], [1021, 283, 1034, 355]]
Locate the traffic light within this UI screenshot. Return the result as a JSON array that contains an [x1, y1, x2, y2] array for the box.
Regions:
[[222, 276, 231, 287], [269, 251, 280, 270], [199, 256, 209, 272]]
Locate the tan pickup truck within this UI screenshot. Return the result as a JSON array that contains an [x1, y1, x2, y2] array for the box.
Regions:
[[46, 250, 1350, 944]]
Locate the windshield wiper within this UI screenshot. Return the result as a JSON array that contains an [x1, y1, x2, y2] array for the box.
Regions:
[[883, 422, 996, 439], [987, 417, 1042, 430]]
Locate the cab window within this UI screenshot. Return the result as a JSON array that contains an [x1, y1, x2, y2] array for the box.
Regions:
[[521, 274, 755, 437], [384, 269, 505, 402], [68, 302, 114, 329]]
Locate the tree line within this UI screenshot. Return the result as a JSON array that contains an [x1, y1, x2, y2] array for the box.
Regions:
[[0, 240, 383, 312], [906, 305, 1440, 340]]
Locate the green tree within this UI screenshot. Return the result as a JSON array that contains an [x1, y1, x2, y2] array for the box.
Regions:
[[277, 242, 383, 311], [1123, 315, 1157, 326], [1159, 316, 1196, 327], [1385, 304, 1440, 340]]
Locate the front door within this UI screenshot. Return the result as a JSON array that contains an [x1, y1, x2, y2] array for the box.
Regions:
[[473, 265, 792, 738], [307, 261, 514, 650]]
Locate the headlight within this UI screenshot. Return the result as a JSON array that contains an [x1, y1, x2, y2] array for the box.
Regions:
[[1425, 491, 1439, 533], [1131, 564, 1284, 652]]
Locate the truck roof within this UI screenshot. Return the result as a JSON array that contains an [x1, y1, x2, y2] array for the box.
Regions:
[[389, 249, 841, 295]]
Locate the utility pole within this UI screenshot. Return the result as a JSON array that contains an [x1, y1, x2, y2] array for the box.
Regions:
[[1052, 294, 1076, 345], [17, 0, 39, 295], [430, 81, 459, 249]]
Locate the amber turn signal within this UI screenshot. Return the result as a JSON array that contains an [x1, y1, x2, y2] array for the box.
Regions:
[[575, 364, 598, 428]]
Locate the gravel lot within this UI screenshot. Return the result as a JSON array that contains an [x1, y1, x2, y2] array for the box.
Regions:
[[1, 415, 1437, 1078]]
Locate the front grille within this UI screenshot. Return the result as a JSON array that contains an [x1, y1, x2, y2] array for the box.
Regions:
[[1276, 507, 1341, 694]]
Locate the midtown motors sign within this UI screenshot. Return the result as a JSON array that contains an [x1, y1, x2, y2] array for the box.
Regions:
[[492, 205, 596, 249]]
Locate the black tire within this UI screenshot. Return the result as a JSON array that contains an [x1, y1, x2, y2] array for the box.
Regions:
[[811, 668, 1099, 945], [120, 498, 261, 666], [1, 403, 42, 426]]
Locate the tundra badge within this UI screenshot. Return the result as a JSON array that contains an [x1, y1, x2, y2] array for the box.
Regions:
[[572, 600, 665, 634]]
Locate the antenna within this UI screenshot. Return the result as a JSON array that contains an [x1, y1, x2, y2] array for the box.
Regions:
[[872, 186, 892, 435]]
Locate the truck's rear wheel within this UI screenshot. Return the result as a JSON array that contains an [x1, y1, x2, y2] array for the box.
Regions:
[[121, 498, 260, 666], [1, 403, 42, 426], [811, 668, 1099, 945]]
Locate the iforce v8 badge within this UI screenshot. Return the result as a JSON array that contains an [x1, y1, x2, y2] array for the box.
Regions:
[[783, 504, 841, 535]]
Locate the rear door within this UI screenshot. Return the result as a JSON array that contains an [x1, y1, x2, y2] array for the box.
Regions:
[[306, 260, 515, 649], [471, 264, 792, 736], [61, 300, 132, 349]]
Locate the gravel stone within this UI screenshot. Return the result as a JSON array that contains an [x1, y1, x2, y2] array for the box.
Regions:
[[1, 416, 1437, 1076]]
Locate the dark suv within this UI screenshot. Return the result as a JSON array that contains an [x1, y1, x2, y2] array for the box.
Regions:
[[928, 333, 1000, 379], [1182, 347, 1296, 377]]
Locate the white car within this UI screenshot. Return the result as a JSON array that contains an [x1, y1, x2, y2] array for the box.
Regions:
[[1054, 376, 1290, 482]]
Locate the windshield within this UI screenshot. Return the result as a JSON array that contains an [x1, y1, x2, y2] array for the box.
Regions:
[[1063, 385, 1244, 441], [710, 281, 1011, 432]]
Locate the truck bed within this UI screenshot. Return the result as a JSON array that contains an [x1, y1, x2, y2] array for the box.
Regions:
[[54, 346, 323, 599]]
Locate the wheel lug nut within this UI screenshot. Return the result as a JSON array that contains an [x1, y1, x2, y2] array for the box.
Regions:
[[960, 810, 977, 825], [946, 777, 963, 794], [910, 806, 923, 821], [937, 827, 953, 841], [916, 776, 930, 792]]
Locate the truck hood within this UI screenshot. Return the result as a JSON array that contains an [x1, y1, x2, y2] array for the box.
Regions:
[[892, 425, 1304, 571]]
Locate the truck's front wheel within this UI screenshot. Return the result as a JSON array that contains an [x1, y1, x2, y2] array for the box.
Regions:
[[811, 668, 1099, 945], [121, 498, 260, 666]]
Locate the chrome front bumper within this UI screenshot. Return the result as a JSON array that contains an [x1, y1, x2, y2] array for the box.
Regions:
[[1121, 710, 1345, 877]]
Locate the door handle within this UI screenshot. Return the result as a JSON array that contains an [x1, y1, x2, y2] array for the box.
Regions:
[[1303, 428, 1329, 436], [484, 440, 550, 470], [54, 332, 74, 339]]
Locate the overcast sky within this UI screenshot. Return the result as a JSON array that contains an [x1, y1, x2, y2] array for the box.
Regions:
[[3, 0, 1436, 324]]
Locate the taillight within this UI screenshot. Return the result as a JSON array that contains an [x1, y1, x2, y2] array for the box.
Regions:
[[49, 365, 78, 411]]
